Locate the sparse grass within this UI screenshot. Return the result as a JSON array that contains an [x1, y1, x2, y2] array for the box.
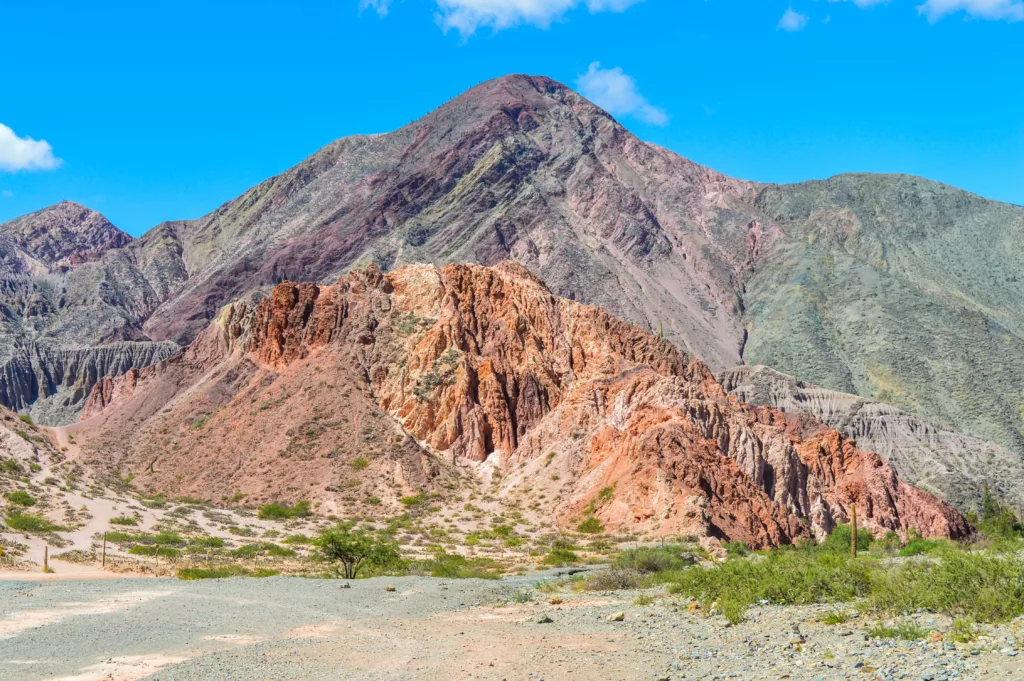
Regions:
[[230, 542, 296, 558], [351, 457, 370, 471], [583, 568, 643, 591], [109, 515, 138, 526], [282, 533, 312, 545], [414, 550, 502, 579], [176, 566, 280, 580], [948, 618, 979, 643], [633, 594, 654, 606], [128, 545, 182, 558], [541, 547, 580, 567], [867, 619, 929, 641], [818, 609, 855, 625]]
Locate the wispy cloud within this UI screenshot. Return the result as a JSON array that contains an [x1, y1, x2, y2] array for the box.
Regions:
[[369, 0, 647, 36], [777, 7, 810, 30], [359, 0, 391, 16], [917, 0, 1024, 21], [576, 62, 668, 126], [1, 190, 13, 198], [0, 123, 62, 172], [827, 0, 889, 7]]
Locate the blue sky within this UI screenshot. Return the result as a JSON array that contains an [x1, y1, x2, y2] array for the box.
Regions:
[[2, 0, 1022, 236]]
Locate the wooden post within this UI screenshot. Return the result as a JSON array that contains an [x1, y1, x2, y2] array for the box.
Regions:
[[102, 533, 107, 568], [851, 504, 858, 558], [154, 545, 159, 575], [43, 546, 49, 572]]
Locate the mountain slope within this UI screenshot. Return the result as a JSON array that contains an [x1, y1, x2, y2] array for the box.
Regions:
[[74, 263, 970, 547], [2, 74, 1023, 484]]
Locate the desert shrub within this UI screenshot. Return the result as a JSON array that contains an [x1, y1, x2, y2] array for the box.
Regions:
[[109, 515, 138, 526], [189, 536, 226, 549], [613, 546, 692, 575], [817, 609, 855, 625], [723, 541, 750, 557], [400, 493, 428, 508], [633, 594, 654, 606], [258, 500, 312, 520], [868, 552, 1024, 622], [416, 549, 501, 580], [542, 547, 580, 566], [4, 490, 36, 507], [576, 517, 604, 534], [670, 550, 874, 623], [282, 533, 311, 545], [872, 531, 903, 554], [5, 512, 65, 533], [819, 523, 873, 554], [976, 488, 1024, 541], [898, 538, 952, 557], [584, 568, 643, 591], [948, 618, 978, 643], [128, 545, 181, 558], [351, 457, 370, 471], [176, 565, 278, 580], [18, 413, 33, 425], [230, 542, 296, 558]]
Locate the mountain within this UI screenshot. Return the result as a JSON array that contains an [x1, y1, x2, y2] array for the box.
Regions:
[[720, 365, 1024, 514], [72, 262, 970, 547], [2, 75, 1023, 510]]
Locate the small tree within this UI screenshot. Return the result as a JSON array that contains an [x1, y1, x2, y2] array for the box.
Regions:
[[316, 523, 400, 579]]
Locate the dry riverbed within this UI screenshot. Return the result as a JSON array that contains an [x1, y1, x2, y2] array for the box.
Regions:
[[2, 572, 1022, 681]]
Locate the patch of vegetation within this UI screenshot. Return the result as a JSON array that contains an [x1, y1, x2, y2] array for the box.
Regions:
[[898, 538, 951, 557], [584, 568, 643, 591], [230, 542, 296, 558], [189, 536, 226, 549], [576, 517, 604, 534], [0, 459, 24, 476], [867, 619, 929, 641], [723, 541, 750, 557], [542, 547, 580, 567], [4, 490, 36, 507], [351, 457, 370, 471], [5, 512, 66, 533], [818, 609, 855, 625], [128, 545, 182, 558], [282, 533, 312, 545], [18, 413, 33, 425], [819, 523, 872, 554], [633, 594, 655, 606], [948, 618, 978, 643], [258, 500, 312, 520], [109, 515, 138, 526], [416, 549, 502, 580], [176, 566, 279, 580]]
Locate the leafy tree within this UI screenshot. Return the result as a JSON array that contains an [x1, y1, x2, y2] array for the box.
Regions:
[[316, 523, 400, 579]]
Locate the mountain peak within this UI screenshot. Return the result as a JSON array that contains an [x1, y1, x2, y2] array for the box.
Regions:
[[0, 201, 132, 274]]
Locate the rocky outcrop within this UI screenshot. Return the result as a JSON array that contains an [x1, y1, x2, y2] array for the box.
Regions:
[[720, 365, 1024, 515], [78, 263, 971, 547], [0, 341, 179, 425]]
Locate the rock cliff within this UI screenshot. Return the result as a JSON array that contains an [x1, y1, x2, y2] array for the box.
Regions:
[[77, 263, 970, 547], [720, 365, 1024, 515]]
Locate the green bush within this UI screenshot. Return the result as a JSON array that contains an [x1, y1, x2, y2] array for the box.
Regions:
[[576, 517, 604, 534], [419, 550, 501, 580], [584, 568, 643, 591], [128, 545, 181, 558], [109, 515, 138, 526], [189, 536, 226, 549], [4, 490, 36, 507], [282, 533, 311, 545], [819, 523, 872, 554], [258, 500, 312, 520], [6, 512, 65, 533], [351, 457, 370, 471], [898, 539, 951, 557], [230, 542, 296, 558], [613, 546, 691, 574], [542, 547, 580, 567]]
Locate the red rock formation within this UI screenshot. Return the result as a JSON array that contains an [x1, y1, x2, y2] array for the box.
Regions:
[[78, 262, 972, 547]]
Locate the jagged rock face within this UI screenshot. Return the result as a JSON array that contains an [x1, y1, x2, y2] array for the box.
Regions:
[[0, 341, 179, 425], [77, 263, 971, 547], [720, 365, 1024, 515], [0, 201, 132, 275]]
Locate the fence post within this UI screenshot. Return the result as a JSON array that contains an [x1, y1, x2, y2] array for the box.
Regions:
[[43, 546, 49, 572], [102, 533, 107, 568], [851, 503, 858, 558]]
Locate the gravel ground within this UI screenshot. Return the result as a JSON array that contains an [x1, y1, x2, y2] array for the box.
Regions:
[[1, 573, 1022, 681]]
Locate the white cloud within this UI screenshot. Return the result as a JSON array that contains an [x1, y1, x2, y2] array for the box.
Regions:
[[777, 7, 810, 30], [0, 124, 62, 172], [827, 0, 889, 7], [576, 62, 668, 126], [359, 0, 391, 16], [1, 190, 13, 198], [434, 0, 644, 36], [917, 0, 1024, 21]]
